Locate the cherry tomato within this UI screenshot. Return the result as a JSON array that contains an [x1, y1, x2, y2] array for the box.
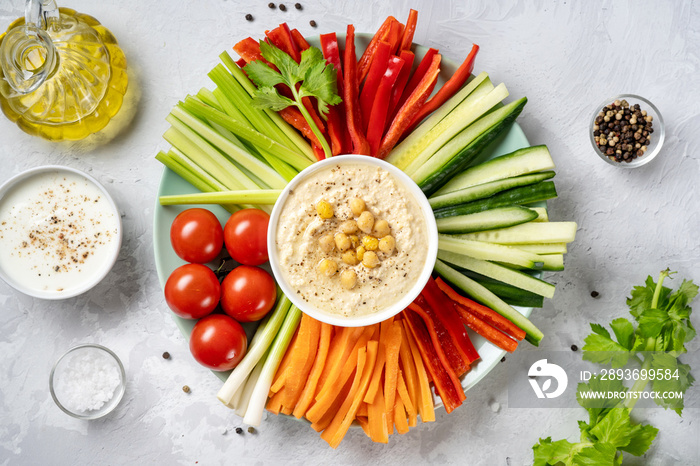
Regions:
[[189, 314, 247, 371], [224, 209, 269, 266], [170, 208, 223, 263], [164, 264, 220, 319], [221, 265, 277, 322]]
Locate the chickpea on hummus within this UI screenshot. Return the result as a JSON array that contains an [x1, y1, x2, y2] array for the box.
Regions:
[[275, 162, 429, 318]]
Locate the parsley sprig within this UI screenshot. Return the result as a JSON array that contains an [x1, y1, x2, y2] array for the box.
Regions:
[[533, 269, 697, 465], [244, 42, 342, 159]]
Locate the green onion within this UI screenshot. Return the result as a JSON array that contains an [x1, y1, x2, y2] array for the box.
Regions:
[[159, 189, 281, 206], [217, 296, 292, 406], [243, 304, 302, 426]]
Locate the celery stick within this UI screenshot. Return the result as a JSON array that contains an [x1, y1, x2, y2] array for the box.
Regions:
[[243, 304, 302, 426], [166, 115, 260, 191], [170, 105, 286, 189], [159, 189, 281, 206], [196, 88, 223, 111], [182, 97, 313, 172], [208, 119, 266, 163], [221, 51, 315, 162], [217, 296, 292, 405], [256, 148, 298, 182]]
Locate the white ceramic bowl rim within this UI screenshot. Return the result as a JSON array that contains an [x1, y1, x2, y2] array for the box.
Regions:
[[0, 165, 122, 300], [589, 94, 665, 168], [49, 343, 126, 420], [267, 155, 439, 327]]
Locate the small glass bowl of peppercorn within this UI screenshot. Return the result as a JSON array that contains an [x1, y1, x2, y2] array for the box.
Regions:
[[590, 94, 664, 168]]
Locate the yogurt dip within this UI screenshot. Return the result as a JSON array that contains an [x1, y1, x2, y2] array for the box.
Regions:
[[274, 159, 430, 319], [0, 167, 121, 298]]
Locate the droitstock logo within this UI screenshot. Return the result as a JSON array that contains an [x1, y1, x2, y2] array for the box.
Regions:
[[527, 359, 568, 399]]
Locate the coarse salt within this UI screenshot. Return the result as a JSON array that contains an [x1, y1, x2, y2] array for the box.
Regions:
[[55, 350, 121, 413]]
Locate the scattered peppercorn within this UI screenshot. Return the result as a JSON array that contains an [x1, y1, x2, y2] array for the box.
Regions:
[[247, 426, 256, 433], [593, 99, 654, 163], [571, 344, 578, 352], [235, 427, 243, 434], [268, 2, 276, 8], [591, 290, 600, 298], [309, 20, 317, 27], [279, 4, 287, 11], [162, 351, 170, 359], [245, 13, 253, 21], [500, 356, 506, 363], [295, 2, 302, 9], [183, 385, 191, 393]]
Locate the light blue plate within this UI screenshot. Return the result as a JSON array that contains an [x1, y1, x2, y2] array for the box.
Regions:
[[153, 34, 534, 393]]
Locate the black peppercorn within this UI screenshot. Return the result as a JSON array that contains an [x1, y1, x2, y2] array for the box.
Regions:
[[295, 2, 302, 9], [310, 20, 317, 27], [245, 13, 253, 21], [571, 344, 578, 352], [235, 427, 243, 434], [279, 3, 287, 11], [591, 290, 599, 298], [162, 351, 170, 359], [268, 2, 276, 8]]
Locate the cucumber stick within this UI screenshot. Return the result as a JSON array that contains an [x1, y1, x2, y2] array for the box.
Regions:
[[499, 254, 565, 271], [433, 181, 557, 219], [436, 206, 538, 233], [435, 145, 555, 196], [437, 250, 556, 298], [476, 280, 545, 308], [438, 234, 544, 269], [429, 171, 555, 210], [386, 72, 490, 170], [512, 243, 567, 254], [403, 81, 509, 176], [531, 207, 549, 222], [455, 221, 578, 244], [434, 259, 544, 345], [418, 97, 528, 196]]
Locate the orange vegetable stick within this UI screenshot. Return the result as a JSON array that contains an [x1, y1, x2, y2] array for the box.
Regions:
[[266, 390, 285, 415], [368, 381, 389, 443], [306, 326, 374, 423], [357, 402, 368, 418], [357, 416, 371, 438], [383, 321, 403, 434], [310, 376, 353, 432], [394, 396, 409, 435], [279, 316, 322, 414], [398, 324, 419, 413], [315, 326, 364, 398], [269, 326, 299, 394], [293, 323, 333, 418], [363, 346, 386, 404], [322, 341, 378, 448], [402, 319, 435, 422], [397, 369, 417, 427]]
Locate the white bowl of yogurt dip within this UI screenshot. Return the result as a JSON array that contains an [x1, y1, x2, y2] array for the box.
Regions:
[[268, 155, 438, 327], [0, 166, 122, 299]]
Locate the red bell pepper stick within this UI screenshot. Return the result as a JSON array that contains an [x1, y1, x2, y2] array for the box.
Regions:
[[359, 41, 392, 133], [399, 9, 418, 51], [366, 56, 404, 156], [420, 278, 480, 364], [386, 50, 415, 126], [290, 28, 310, 51], [319, 33, 349, 155], [394, 47, 439, 114], [377, 54, 440, 159], [436, 277, 526, 341], [343, 25, 370, 155], [404, 43, 480, 134], [411, 296, 470, 376], [265, 24, 301, 63], [403, 308, 465, 413], [357, 17, 395, 85], [386, 20, 404, 55], [456, 304, 518, 352], [234, 37, 276, 69]]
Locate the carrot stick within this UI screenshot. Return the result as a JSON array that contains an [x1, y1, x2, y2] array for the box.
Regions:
[[436, 277, 526, 340], [383, 321, 403, 434], [279, 315, 322, 413], [397, 369, 417, 427], [398, 324, 418, 412], [322, 341, 378, 448], [357, 416, 371, 437], [266, 389, 285, 415], [357, 402, 368, 418], [399, 9, 419, 51], [293, 323, 333, 418], [315, 326, 364, 398], [310, 376, 353, 432], [269, 325, 299, 394], [306, 326, 373, 423], [368, 380, 389, 443], [394, 396, 409, 434], [402, 319, 435, 422], [456, 303, 518, 352]]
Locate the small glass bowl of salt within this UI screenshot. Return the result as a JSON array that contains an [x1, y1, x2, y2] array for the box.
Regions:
[[49, 344, 126, 420]]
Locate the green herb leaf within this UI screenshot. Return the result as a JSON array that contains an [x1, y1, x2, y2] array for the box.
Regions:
[[571, 442, 619, 465], [649, 353, 695, 415], [619, 423, 658, 456], [532, 437, 578, 466], [610, 317, 635, 350], [244, 59, 288, 89], [589, 408, 634, 448], [628, 275, 670, 319], [249, 86, 295, 111], [582, 332, 630, 368], [259, 40, 299, 83], [637, 308, 669, 339], [577, 376, 628, 426]]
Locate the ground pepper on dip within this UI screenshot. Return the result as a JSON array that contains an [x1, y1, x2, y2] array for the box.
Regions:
[[275, 162, 428, 318]]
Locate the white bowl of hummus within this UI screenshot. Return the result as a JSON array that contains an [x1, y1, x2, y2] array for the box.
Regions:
[[0, 166, 122, 299], [268, 155, 438, 327]]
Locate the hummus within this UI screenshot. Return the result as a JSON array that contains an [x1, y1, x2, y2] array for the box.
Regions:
[[275, 161, 429, 318]]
